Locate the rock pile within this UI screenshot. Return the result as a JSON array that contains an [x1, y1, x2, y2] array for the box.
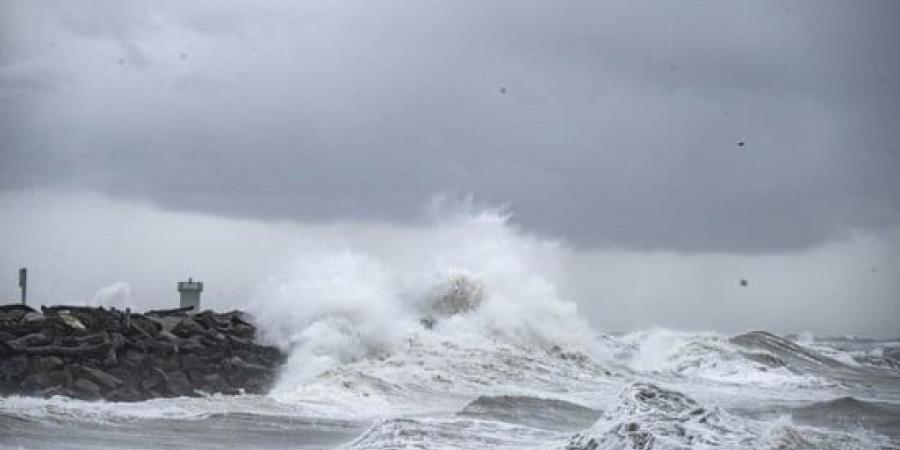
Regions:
[[0, 304, 285, 401]]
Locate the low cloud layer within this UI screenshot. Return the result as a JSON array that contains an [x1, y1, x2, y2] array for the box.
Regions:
[[2, 1, 899, 252]]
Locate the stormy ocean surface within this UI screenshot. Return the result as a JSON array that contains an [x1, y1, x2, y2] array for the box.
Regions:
[[2, 211, 899, 450]]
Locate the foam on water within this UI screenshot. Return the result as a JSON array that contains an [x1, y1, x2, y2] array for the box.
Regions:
[[613, 329, 826, 387], [566, 383, 893, 450], [0, 393, 308, 424]]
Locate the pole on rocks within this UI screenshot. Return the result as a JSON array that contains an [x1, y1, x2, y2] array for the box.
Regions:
[[124, 307, 132, 330], [18, 267, 27, 305]]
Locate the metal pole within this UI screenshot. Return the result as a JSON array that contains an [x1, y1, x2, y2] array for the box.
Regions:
[[18, 267, 27, 305]]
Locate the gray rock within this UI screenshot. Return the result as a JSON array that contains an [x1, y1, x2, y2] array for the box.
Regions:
[[71, 365, 123, 390], [152, 367, 171, 383], [7, 332, 51, 350], [202, 373, 223, 384], [181, 354, 203, 372], [73, 378, 101, 398], [106, 387, 141, 402], [31, 356, 64, 372], [57, 311, 86, 331], [21, 369, 70, 391], [124, 349, 145, 363], [229, 356, 267, 373], [0, 304, 36, 314], [0, 304, 284, 401], [172, 319, 204, 338], [180, 335, 206, 353], [0, 355, 29, 381], [23, 312, 45, 322], [201, 373, 226, 392], [41, 385, 76, 398], [165, 371, 192, 395], [141, 377, 160, 391]]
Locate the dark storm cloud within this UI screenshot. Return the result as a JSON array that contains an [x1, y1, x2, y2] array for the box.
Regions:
[[2, 0, 899, 252]]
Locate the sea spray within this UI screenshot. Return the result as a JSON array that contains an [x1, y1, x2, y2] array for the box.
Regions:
[[247, 202, 600, 396], [89, 281, 132, 309]]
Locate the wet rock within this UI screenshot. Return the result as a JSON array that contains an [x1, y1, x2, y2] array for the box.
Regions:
[[57, 311, 86, 331], [73, 378, 102, 398], [70, 365, 123, 390], [141, 377, 161, 391], [105, 386, 142, 402], [172, 318, 204, 338], [180, 335, 206, 353], [0, 304, 36, 314], [124, 349, 145, 363], [31, 356, 64, 372], [0, 304, 285, 401], [23, 312, 45, 322], [180, 354, 203, 372], [0, 355, 28, 381], [21, 369, 71, 391], [7, 332, 52, 350], [166, 371, 192, 396], [229, 356, 268, 373], [41, 385, 76, 398]]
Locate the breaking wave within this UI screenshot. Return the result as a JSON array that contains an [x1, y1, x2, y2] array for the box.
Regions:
[[247, 203, 603, 402], [566, 383, 892, 450], [611, 329, 825, 386]]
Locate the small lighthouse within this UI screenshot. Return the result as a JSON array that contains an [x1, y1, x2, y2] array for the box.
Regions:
[[177, 278, 203, 311]]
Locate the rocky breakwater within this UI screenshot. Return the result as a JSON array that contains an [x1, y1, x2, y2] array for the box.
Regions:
[[0, 304, 285, 401]]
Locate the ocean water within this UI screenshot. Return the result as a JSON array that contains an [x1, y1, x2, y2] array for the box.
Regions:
[[2, 209, 898, 449]]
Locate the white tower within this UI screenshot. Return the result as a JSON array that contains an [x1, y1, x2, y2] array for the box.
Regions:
[[177, 278, 203, 311]]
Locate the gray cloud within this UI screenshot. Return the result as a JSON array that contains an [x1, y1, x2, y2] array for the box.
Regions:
[[2, 0, 899, 252]]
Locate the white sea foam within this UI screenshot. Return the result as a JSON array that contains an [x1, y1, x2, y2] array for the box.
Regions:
[[248, 202, 601, 402], [613, 328, 824, 387]]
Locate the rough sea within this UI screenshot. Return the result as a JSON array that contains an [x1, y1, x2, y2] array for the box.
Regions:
[[2, 211, 898, 449]]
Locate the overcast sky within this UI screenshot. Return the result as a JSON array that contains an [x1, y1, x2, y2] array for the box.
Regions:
[[1, 1, 898, 336]]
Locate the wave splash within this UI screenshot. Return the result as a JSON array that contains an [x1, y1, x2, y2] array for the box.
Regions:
[[247, 203, 598, 398], [244, 202, 887, 408]]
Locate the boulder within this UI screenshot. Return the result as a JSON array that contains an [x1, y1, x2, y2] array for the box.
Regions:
[[124, 349, 145, 363], [165, 371, 192, 396], [70, 365, 123, 390], [180, 335, 206, 353], [172, 319, 204, 338], [0, 355, 29, 382], [20, 369, 70, 391], [57, 311, 86, 331], [73, 378, 102, 398], [31, 356, 64, 372], [105, 386, 142, 402], [23, 312, 45, 322], [0, 304, 36, 314]]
